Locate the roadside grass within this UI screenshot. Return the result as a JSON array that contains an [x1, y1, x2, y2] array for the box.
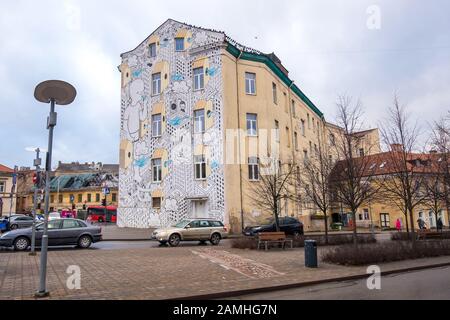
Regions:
[[322, 240, 450, 266], [391, 231, 450, 241], [231, 233, 376, 250]]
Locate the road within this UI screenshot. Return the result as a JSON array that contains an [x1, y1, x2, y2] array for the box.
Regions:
[[229, 266, 450, 300]]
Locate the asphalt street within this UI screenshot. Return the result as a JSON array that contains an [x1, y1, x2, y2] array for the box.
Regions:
[[230, 266, 450, 300]]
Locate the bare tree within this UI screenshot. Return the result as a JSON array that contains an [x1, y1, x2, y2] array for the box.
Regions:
[[300, 132, 333, 244], [247, 159, 300, 232], [422, 171, 446, 231], [379, 96, 425, 243], [329, 95, 380, 245]]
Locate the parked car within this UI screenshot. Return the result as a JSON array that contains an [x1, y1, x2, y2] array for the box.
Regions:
[[151, 219, 228, 247], [48, 212, 61, 220], [0, 219, 102, 251], [8, 215, 35, 230], [243, 217, 304, 237]]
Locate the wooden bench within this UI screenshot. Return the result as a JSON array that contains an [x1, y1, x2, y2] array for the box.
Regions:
[[417, 229, 443, 240], [257, 232, 293, 251]]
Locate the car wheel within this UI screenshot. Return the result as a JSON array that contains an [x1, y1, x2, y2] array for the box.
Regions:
[[210, 233, 221, 246], [168, 234, 181, 247], [10, 224, 18, 230], [78, 235, 92, 249], [13, 237, 30, 251]]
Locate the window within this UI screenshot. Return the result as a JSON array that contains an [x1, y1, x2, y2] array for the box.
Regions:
[[152, 158, 162, 182], [307, 114, 311, 129], [274, 120, 280, 142], [152, 197, 162, 209], [248, 157, 259, 181], [246, 113, 258, 136], [96, 193, 100, 202], [304, 150, 308, 160], [78, 194, 82, 203], [47, 220, 62, 230], [175, 37, 184, 51], [294, 132, 299, 150], [329, 134, 336, 146], [194, 155, 207, 180], [364, 209, 370, 220], [291, 100, 296, 117], [50, 195, 54, 203], [194, 109, 205, 133], [193, 67, 204, 90], [58, 194, 63, 203], [63, 219, 81, 229], [112, 193, 117, 202], [149, 43, 157, 58], [152, 73, 161, 95], [359, 148, 365, 157], [189, 220, 201, 228], [245, 72, 256, 94], [309, 141, 313, 155], [272, 83, 277, 104], [200, 220, 210, 228], [286, 127, 291, 148], [210, 221, 224, 227], [152, 114, 162, 137], [87, 194, 92, 202], [0, 181, 4, 193]]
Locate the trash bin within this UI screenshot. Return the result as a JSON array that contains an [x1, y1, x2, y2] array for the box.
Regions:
[[304, 240, 318, 268]]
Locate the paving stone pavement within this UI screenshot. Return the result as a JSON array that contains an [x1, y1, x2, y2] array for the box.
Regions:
[[1, 245, 449, 300]]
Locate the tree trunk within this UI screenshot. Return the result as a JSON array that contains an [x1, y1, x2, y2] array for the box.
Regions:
[[324, 212, 329, 245], [404, 212, 409, 234], [352, 211, 358, 245], [274, 200, 281, 232], [408, 207, 416, 246]]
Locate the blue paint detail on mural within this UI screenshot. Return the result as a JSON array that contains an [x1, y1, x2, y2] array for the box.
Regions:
[[171, 74, 184, 81], [164, 160, 173, 168], [168, 115, 189, 127], [132, 69, 143, 78], [134, 157, 149, 168], [211, 160, 219, 169], [206, 67, 217, 77], [207, 110, 213, 118], [187, 37, 192, 43]]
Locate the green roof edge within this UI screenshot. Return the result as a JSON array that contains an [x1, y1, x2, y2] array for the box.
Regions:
[[226, 43, 324, 118]]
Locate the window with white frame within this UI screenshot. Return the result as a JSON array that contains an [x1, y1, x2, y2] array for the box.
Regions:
[[0, 181, 5, 193], [152, 73, 161, 95], [152, 114, 162, 137], [149, 43, 157, 58], [274, 120, 280, 142], [246, 113, 258, 136], [364, 209, 370, 220], [245, 72, 256, 94], [152, 158, 162, 182], [194, 109, 205, 134], [175, 38, 184, 51], [193, 67, 204, 90], [194, 155, 207, 180], [248, 157, 259, 181]]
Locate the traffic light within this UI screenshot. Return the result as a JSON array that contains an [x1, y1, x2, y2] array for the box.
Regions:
[[32, 172, 40, 186], [101, 198, 106, 206]]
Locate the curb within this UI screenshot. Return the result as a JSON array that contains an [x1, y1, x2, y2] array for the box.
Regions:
[[169, 261, 450, 300]]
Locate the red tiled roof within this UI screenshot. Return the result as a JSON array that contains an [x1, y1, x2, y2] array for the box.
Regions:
[[0, 164, 14, 173]]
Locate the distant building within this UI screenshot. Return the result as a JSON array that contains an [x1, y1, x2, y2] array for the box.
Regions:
[[0, 164, 16, 217], [15, 162, 119, 213]]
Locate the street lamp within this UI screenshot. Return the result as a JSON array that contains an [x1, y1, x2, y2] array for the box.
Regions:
[[34, 80, 76, 297]]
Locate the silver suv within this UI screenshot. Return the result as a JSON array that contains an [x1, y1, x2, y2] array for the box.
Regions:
[[151, 219, 228, 247]]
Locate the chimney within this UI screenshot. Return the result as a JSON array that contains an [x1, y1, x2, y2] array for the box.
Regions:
[[390, 144, 403, 152]]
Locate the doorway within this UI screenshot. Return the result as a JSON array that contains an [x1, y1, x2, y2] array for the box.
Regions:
[[192, 200, 207, 218], [380, 213, 390, 228]]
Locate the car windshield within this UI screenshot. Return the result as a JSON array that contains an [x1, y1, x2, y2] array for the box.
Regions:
[[172, 220, 190, 228]]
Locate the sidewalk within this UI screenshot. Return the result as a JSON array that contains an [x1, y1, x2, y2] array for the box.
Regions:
[[99, 224, 154, 241], [1, 243, 449, 300]]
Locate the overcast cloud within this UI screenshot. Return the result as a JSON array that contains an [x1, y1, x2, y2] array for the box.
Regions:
[[1, 0, 449, 168]]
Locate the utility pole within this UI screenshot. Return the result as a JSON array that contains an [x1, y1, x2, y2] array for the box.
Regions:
[[9, 166, 18, 217], [30, 148, 42, 256]]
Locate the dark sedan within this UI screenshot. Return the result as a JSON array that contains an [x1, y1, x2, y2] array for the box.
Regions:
[[0, 219, 102, 251], [243, 217, 304, 237]]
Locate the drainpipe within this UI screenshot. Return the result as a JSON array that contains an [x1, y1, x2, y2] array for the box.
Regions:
[[287, 81, 298, 218], [235, 50, 245, 233]]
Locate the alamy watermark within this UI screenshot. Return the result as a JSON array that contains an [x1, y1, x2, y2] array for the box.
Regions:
[[66, 265, 81, 290], [366, 5, 381, 30], [366, 265, 381, 290]]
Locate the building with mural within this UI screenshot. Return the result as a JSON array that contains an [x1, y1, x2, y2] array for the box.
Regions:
[[118, 19, 382, 232]]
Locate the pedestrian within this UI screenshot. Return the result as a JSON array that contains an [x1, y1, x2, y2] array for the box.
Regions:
[[395, 218, 402, 232], [437, 217, 443, 232], [417, 218, 425, 230]]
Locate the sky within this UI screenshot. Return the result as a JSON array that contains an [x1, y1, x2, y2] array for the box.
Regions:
[[1, 0, 449, 169]]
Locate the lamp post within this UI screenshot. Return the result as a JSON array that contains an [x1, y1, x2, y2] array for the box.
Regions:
[[34, 80, 76, 297]]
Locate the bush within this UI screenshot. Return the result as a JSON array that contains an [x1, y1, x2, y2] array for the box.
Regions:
[[231, 233, 376, 250], [322, 241, 450, 266], [392, 231, 450, 241]]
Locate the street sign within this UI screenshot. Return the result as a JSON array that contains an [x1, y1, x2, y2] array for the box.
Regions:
[[70, 195, 75, 202], [103, 187, 110, 195]]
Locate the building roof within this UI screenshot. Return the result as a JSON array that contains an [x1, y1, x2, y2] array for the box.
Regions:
[[0, 164, 14, 173], [49, 173, 119, 192], [121, 18, 324, 118], [56, 162, 119, 173]]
